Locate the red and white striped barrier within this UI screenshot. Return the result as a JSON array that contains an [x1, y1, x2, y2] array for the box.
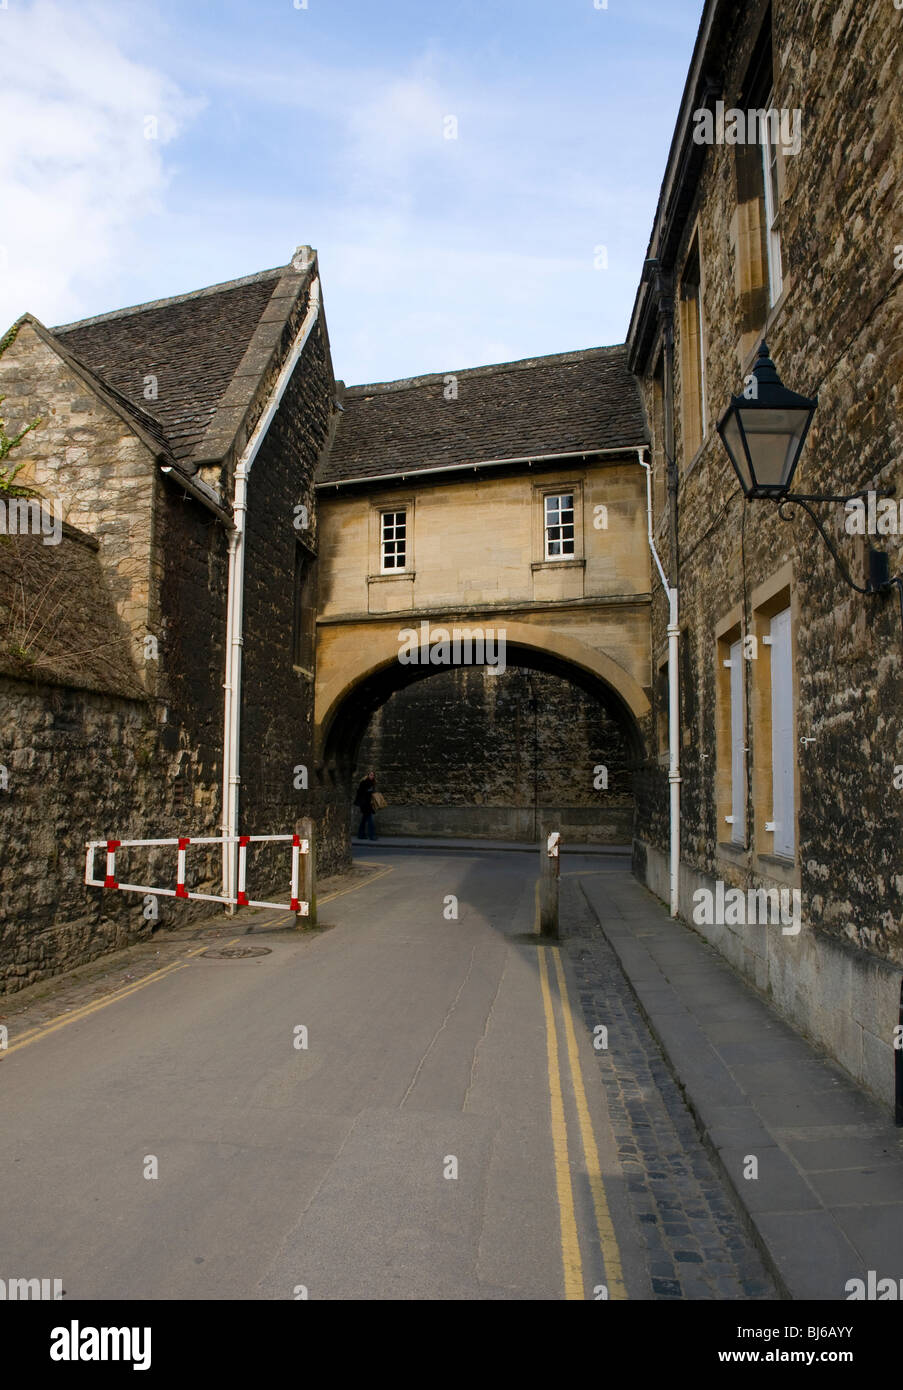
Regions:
[[85, 834, 309, 913]]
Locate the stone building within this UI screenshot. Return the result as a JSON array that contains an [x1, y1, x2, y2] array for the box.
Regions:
[[2, 0, 899, 1132], [313, 347, 651, 843], [0, 249, 341, 990], [627, 0, 903, 1105]]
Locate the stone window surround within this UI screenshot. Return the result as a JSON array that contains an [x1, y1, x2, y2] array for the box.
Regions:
[[367, 494, 415, 583], [730, 0, 783, 360], [734, 202, 794, 376], [542, 490, 576, 561], [679, 270, 796, 492], [678, 220, 708, 466], [739, 274, 795, 379], [291, 537, 317, 679], [749, 561, 800, 886], [714, 605, 747, 857], [679, 62, 797, 474], [760, 86, 785, 309], [379, 506, 408, 574], [532, 478, 584, 569]]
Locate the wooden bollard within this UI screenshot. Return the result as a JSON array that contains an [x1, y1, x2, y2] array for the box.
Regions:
[[539, 829, 561, 938], [298, 815, 317, 928]]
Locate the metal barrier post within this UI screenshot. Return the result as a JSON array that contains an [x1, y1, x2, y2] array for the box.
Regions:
[[539, 829, 561, 939], [298, 817, 316, 928]]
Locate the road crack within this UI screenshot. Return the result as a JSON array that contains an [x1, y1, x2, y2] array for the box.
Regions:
[[398, 941, 479, 1109]]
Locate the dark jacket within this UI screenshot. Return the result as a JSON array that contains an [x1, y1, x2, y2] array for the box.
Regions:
[[354, 777, 375, 814]]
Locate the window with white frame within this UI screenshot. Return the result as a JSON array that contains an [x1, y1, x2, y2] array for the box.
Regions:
[[544, 493, 575, 560], [760, 93, 784, 307], [727, 638, 746, 845], [380, 509, 407, 572], [768, 606, 795, 858]]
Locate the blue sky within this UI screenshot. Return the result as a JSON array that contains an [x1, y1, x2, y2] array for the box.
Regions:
[[0, 0, 703, 384]]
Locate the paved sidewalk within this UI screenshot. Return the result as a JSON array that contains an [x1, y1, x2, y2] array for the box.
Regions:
[[573, 864, 903, 1301]]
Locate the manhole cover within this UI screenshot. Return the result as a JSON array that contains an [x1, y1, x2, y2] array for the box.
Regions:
[[201, 946, 272, 959]]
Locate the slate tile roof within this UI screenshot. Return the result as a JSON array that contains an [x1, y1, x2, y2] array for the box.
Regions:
[[52, 268, 287, 467], [318, 344, 647, 486]]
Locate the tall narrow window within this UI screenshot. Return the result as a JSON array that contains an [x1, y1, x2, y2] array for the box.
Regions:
[[544, 493, 575, 559], [728, 638, 746, 844], [380, 509, 407, 572], [768, 607, 795, 858], [679, 236, 706, 460], [716, 619, 745, 846], [760, 93, 784, 306], [737, 8, 783, 321], [292, 542, 316, 671]]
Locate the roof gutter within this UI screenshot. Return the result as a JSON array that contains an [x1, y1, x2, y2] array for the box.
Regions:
[[159, 464, 233, 525], [222, 269, 321, 903], [317, 442, 648, 491]]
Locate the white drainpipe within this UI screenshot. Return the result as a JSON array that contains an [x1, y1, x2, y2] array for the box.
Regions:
[[637, 447, 681, 917], [222, 272, 321, 901]]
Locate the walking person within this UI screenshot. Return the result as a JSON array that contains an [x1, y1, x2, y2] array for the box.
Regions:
[[354, 770, 378, 842]]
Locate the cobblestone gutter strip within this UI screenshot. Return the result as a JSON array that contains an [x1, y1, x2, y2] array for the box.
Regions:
[[572, 868, 903, 1301], [562, 877, 778, 1300], [578, 879, 903, 1302]]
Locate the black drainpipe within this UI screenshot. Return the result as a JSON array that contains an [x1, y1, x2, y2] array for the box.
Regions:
[[659, 270, 678, 580]]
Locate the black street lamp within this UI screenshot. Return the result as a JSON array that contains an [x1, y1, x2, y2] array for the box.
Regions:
[[717, 342, 817, 499], [717, 341, 895, 602]]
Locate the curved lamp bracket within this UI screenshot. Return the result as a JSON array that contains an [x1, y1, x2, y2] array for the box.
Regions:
[[775, 495, 872, 594]]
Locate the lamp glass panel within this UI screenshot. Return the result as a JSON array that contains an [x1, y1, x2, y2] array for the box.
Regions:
[[736, 406, 811, 490], [721, 410, 753, 492]]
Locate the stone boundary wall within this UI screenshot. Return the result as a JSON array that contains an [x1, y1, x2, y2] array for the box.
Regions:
[[352, 803, 633, 844], [0, 674, 222, 992]]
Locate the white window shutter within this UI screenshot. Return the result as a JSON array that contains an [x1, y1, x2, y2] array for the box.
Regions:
[[729, 638, 745, 844], [769, 608, 795, 858]]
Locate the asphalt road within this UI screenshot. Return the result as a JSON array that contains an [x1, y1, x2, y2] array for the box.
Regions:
[[0, 847, 773, 1300]]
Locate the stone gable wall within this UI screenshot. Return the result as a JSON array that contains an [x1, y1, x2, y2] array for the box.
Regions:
[[0, 302, 343, 988], [0, 322, 160, 673]]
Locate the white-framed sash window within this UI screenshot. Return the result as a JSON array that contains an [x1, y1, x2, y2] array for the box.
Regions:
[[768, 606, 795, 858], [544, 493, 575, 560], [729, 638, 746, 844], [380, 509, 407, 572], [761, 93, 784, 306]]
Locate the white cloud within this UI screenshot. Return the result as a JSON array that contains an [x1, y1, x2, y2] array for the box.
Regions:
[[0, 1, 200, 330], [319, 232, 625, 384]]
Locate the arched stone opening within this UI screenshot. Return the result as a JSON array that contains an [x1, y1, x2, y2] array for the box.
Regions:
[[316, 631, 650, 851]]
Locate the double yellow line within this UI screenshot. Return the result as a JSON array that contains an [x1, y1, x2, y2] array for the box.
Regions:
[[537, 943, 627, 1301], [0, 942, 221, 1059]]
